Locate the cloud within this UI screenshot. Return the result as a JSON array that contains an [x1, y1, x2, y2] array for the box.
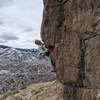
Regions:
[[0, 0, 13, 8], [23, 27, 34, 33], [0, 0, 43, 48], [0, 33, 19, 41], [0, 17, 4, 25], [0, 21, 4, 25], [0, 40, 7, 43]]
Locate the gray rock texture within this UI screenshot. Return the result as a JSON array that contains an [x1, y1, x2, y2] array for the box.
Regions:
[[0, 45, 55, 94], [41, 0, 100, 99]]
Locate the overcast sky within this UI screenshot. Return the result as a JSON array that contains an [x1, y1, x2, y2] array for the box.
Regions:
[[0, 0, 43, 48]]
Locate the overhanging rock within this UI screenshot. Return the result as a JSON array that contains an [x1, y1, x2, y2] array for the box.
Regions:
[[41, 0, 100, 99]]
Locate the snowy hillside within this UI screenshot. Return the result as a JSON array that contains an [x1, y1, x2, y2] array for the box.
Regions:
[[0, 45, 55, 94]]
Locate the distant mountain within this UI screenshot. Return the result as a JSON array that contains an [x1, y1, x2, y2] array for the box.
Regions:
[[0, 45, 38, 56], [0, 45, 11, 49], [0, 45, 55, 94]]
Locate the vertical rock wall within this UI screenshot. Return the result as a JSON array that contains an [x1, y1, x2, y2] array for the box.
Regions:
[[41, 0, 100, 99]]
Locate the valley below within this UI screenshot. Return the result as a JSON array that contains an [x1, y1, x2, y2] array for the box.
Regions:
[[0, 45, 56, 95], [0, 80, 63, 100]]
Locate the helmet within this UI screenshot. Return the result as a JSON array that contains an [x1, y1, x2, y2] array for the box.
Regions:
[[35, 39, 42, 46]]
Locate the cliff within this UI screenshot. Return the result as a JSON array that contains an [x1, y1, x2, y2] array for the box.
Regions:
[[41, 0, 100, 100]]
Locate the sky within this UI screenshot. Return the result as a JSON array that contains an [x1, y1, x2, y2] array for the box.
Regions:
[[0, 0, 43, 48]]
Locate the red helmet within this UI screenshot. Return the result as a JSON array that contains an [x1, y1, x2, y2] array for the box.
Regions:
[[35, 39, 42, 46]]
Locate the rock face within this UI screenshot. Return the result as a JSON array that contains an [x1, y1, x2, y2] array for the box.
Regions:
[[41, 0, 100, 100]]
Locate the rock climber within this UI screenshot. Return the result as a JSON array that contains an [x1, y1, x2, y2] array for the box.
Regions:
[[34, 39, 56, 73], [35, 39, 49, 59]]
